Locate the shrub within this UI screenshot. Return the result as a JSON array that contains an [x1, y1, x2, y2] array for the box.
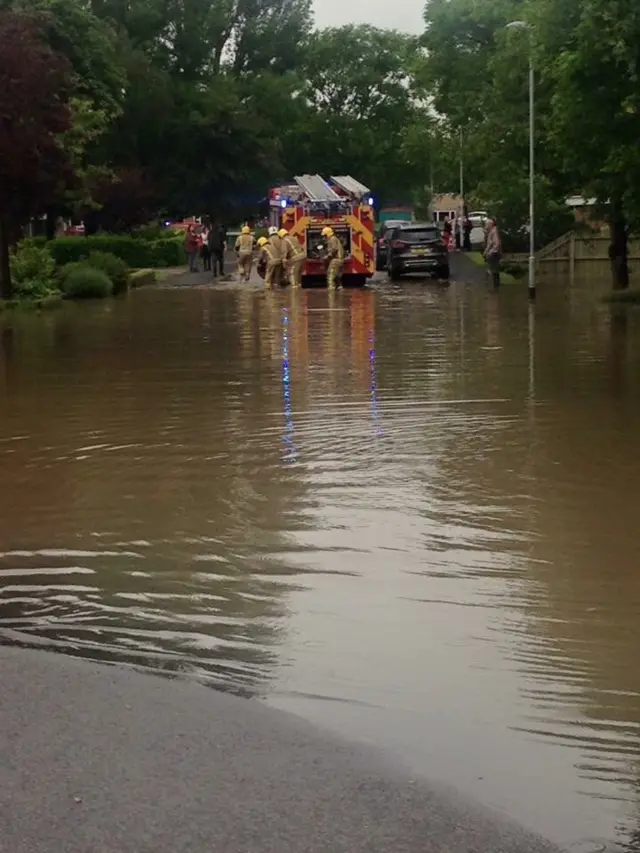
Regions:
[[61, 265, 113, 299], [56, 261, 87, 286], [46, 235, 186, 268], [132, 223, 167, 240], [9, 242, 58, 299], [500, 261, 527, 278], [86, 251, 130, 294]]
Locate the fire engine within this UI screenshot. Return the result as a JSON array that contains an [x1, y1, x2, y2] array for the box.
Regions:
[[268, 174, 376, 286]]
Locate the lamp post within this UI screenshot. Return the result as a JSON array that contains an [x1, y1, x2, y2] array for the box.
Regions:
[[506, 20, 535, 299], [459, 125, 464, 249]]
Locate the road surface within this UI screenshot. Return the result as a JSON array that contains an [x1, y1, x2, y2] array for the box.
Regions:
[[0, 646, 563, 853]]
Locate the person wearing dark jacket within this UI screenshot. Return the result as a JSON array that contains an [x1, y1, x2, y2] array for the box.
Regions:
[[463, 217, 472, 251], [208, 223, 226, 277]]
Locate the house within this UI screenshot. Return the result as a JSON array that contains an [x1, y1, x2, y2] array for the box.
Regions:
[[431, 193, 463, 223], [565, 195, 606, 229]]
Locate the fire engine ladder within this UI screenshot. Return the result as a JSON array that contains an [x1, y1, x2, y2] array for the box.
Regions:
[[294, 174, 342, 203], [330, 176, 371, 199]]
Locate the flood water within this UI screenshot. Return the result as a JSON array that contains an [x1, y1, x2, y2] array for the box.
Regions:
[[2, 274, 640, 850]]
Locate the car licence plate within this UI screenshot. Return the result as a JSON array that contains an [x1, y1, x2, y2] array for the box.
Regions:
[[412, 248, 427, 255]]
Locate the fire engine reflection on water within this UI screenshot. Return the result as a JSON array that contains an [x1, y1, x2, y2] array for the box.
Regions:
[[3, 280, 640, 851]]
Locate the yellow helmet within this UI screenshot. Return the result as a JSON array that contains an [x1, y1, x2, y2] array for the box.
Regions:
[[242, 225, 251, 234], [257, 236, 268, 247], [321, 226, 334, 237], [278, 228, 288, 238]]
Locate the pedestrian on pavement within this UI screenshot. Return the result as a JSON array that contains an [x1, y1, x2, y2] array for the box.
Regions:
[[443, 218, 453, 251], [463, 217, 472, 251], [452, 215, 461, 250], [484, 218, 502, 287], [185, 224, 199, 273], [208, 222, 226, 277], [235, 226, 254, 281], [200, 225, 212, 271]]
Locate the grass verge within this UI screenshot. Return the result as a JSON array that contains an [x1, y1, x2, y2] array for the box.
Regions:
[[0, 293, 63, 312], [467, 252, 517, 284], [130, 269, 157, 288]]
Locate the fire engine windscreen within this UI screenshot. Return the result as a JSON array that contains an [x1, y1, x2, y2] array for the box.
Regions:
[[306, 226, 351, 259]]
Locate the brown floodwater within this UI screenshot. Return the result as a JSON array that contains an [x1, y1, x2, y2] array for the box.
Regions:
[[1, 273, 640, 850]]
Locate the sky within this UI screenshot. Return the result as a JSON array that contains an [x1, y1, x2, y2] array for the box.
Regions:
[[312, 0, 424, 33]]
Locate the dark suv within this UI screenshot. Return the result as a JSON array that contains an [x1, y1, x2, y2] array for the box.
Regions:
[[385, 223, 449, 279], [375, 220, 407, 271]]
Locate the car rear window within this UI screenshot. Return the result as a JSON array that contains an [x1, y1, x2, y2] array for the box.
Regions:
[[398, 228, 440, 243]]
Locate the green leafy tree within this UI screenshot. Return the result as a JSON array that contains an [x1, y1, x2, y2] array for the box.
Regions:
[[89, 0, 313, 78], [290, 25, 419, 204], [535, 0, 640, 288]]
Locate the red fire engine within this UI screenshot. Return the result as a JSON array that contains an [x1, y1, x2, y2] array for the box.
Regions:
[[268, 175, 376, 286]]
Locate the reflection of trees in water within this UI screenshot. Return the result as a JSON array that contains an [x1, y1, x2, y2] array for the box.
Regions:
[[374, 284, 640, 845], [460, 293, 640, 844]]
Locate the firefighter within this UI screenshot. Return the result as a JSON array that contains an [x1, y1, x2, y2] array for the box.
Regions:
[[278, 228, 305, 289], [322, 226, 344, 289], [234, 225, 254, 282], [257, 236, 280, 289], [267, 226, 284, 286]]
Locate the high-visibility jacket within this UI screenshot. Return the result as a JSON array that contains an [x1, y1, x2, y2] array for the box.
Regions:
[[260, 243, 280, 264], [327, 234, 344, 261], [268, 234, 284, 259], [283, 235, 303, 259], [235, 234, 253, 253]]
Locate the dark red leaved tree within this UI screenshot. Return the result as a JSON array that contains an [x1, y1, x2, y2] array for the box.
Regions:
[[0, 11, 75, 297], [84, 168, 158, 235]]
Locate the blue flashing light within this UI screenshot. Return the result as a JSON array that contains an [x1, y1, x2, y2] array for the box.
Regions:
[[280, 199, 288, 209], [369, 328, 383, 437], [367, 197, 374, 206], [281, 308, 297, 463]]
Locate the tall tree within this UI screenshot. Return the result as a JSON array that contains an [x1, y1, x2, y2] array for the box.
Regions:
[[290, 25, 419, 203], [0, 10, 75, 296], [89, 0, 313, 78], [535, 0, 640, 288]]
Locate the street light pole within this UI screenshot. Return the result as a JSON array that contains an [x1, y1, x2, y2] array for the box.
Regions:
[[506, 20, 535, 299], [459, 126, 464, 248], [528, 51, 535, 299]]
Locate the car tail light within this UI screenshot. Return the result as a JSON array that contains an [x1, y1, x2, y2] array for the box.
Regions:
[[377, 237, 385, 246], [391, 240, 408, 249]]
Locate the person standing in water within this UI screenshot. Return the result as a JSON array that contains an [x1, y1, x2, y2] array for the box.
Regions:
[[484, 218, 502, 287], [235, 226, 254, 281]]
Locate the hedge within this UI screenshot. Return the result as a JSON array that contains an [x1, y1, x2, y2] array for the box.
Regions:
[[130, 269, 156, 288], [61, 265, 113, 299], [44, 235, 186, 268]]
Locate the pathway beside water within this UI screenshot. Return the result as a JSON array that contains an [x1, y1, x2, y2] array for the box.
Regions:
[[0, 646, 563, 853]]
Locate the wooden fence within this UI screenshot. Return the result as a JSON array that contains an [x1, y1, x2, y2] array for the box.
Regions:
[[531, 230, 640, 279]]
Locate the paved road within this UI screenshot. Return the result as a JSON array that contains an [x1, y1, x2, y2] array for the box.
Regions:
[[0, 647, 563, 853], [157, 249, 488, 289]]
